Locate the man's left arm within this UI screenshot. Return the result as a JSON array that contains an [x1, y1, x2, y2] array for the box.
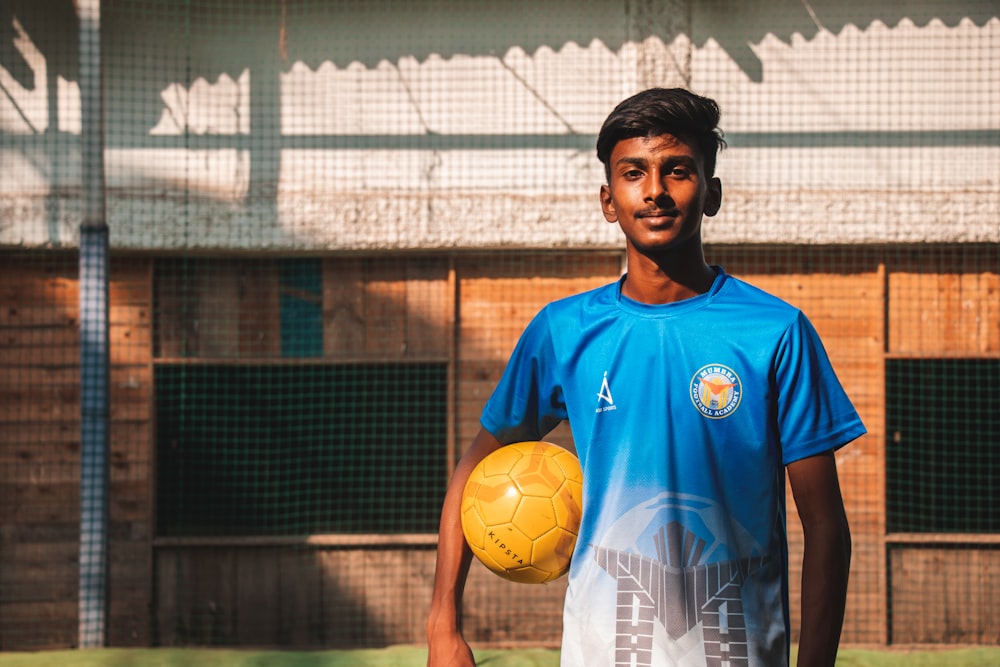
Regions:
[[786, 450, 851, 667]]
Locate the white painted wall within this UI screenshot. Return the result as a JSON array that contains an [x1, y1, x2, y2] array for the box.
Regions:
[[1, 2, 997, 250]]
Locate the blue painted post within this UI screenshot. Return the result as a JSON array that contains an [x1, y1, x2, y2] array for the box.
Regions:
[[77, 0, 109, 649]]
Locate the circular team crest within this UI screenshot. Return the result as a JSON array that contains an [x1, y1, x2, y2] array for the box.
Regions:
[[690, 364, 742, 419]]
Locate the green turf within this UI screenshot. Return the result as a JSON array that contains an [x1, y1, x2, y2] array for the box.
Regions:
[[2, 647, 999, 667]]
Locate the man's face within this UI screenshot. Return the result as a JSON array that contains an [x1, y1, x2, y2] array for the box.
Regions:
[[600, 133, 721, 257]]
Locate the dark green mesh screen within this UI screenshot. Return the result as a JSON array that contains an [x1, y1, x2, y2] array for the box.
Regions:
[[156, 363, 447, 537], [886, 359, 1000, 534]]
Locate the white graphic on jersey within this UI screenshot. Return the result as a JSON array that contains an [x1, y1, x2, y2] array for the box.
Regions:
[[596, 371, 617, 413], [593, 493, 775, 666]]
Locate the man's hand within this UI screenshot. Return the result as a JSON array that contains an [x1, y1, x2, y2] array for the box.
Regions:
[[426, 625, 476, 667]]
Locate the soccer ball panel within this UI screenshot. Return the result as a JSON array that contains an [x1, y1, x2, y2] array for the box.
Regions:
[[530, 525, 577, 580], [474, 474, 522, 524], [512, 495, 558, 540], [479, 445, 526, 477], [460, 503, 488, 551], [552, 478, 584, 529], [476, 523, 534, 577], [551, 449, 585, 483], [505, 563, 554, 584], [509, 447, 566, 496]]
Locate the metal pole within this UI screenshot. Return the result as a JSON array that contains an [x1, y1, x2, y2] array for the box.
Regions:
[[77, 0, 109, 648]]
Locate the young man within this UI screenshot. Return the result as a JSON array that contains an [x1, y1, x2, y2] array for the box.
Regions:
[[426, 88, 865, 667]]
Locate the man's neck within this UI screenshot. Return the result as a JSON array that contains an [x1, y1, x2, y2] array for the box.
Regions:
[[621, 251, 716, 305]]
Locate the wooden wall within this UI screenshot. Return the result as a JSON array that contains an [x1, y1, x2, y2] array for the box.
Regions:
[[1, 246, 997, 650], [889, 546, 1000, 644], [154, 542, 439, 647], [883, 246, 1000, 646], [154, 258, 455, 362], [0, 254, 153, 649]]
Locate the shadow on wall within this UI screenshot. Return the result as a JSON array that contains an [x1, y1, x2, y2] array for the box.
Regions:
[[0, 0, 995, 249], [1, 0, 995, 128]]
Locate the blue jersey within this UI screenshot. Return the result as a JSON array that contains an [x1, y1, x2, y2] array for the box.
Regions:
[[481, 269, 866, 667]]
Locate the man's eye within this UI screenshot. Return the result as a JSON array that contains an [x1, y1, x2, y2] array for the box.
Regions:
[[623, 170, 643, 179], [670, 167, 691, 178]]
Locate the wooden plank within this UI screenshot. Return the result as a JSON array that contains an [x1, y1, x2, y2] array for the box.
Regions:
[[0, 482, 79, 522], [0, 456, 79, 485], [0, 259, 78, 308], [235, 548, 281, 645], [198, 549, 241, 645], [160, 548, 241, 645], [361, 549, 411, 644], [888, 247, 1000, 355], [154, 260, 190, 358], [0, 303, 79, 327], [890, 546, 1000, 644], [0, 420, 147, 463], [111, 307, 153, 359], [403, 258, 451, 357], [0, 322, 151, 352], [108, 597, 152, 646], [322, 258, 366, 357], [0, 601, 78, 651], [0, 325, 79, 367], [0, 418, 80, 452], [195, 260, 242, 359], [365, 260, 408, 357], [407, 548, 438, 643], [0, 366, 80, 391], [0, 421, 80, 464], [108, 480, 153, 521], [239, 261, 281, 358], [0, 535, 84, 648], [318, 548, 369, 647], [277, 548, 323, 645], [108, 537, 153, 646], [153, 548, 178, 645], [0, 539, 78, 600], [0, 439, 148, 484], [156, 258, 274, 359], [108, 538, 150, 588]]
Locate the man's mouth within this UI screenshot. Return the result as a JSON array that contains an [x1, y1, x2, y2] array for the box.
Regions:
[[637, 209, 679, 219], [637, 210, 680, 225]]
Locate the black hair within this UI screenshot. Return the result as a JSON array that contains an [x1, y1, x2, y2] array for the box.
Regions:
[[596, 88, 727, 181]]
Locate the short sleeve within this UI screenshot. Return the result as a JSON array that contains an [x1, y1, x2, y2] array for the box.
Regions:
[[480, 308, 567, 444], [775, 311, 867, 465]]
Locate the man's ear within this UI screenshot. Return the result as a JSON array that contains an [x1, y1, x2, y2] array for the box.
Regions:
[[600, 184, 618, 222], [704, 177, 722, 217]]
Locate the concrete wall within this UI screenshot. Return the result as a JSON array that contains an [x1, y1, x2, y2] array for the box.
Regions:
[[1, 1, 997, 250]]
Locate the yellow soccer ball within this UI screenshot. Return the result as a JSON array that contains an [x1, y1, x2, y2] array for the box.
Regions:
[[460, 441, 583, 584]]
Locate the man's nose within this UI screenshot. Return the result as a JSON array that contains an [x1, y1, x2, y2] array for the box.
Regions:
[[645, 179, 672, 206], [643, 173, 667, 202]]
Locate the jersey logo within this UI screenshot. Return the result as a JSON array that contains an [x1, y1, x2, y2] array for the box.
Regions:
[[690, 364, 742, 419], [595, 371, 616, 413]]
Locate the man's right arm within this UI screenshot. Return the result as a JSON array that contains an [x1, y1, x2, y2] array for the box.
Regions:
[[426, 428, 504, 667]]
